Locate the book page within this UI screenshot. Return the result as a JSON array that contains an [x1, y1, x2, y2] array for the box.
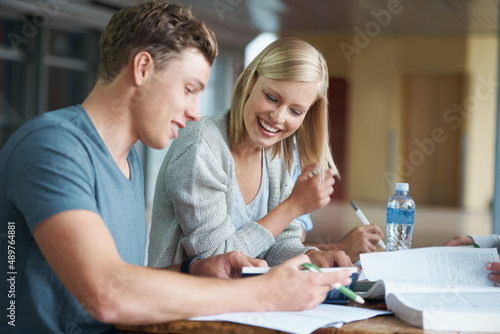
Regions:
[[384, 280, 499, 295], [393, 290, 500, 310], [363, 248, 500, 331], [360, 247, 498, 287], [427, 250, 496, 286], [358, 278, 500, 298]]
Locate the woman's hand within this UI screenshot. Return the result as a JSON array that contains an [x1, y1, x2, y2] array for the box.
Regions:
[[444, 235, 474, 247], [288, 163, 336, 217], [190, 251, 268, 279]]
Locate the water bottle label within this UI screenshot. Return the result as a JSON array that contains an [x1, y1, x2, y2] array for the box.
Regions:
[[386, 207, 414, 224]]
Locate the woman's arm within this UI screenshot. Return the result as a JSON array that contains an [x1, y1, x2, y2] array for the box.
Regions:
[[264, 219, 317, 266], [258, 158, 335, 266], [163, 251, 268, 278], [258, 164, 336, 237]]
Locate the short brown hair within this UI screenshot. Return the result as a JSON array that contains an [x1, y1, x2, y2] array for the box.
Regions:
[[98, 1, 218, 82]]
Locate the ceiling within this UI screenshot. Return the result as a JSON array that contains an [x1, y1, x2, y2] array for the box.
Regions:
[[276, 0, 500, 35], [0, 0, 499, 46]]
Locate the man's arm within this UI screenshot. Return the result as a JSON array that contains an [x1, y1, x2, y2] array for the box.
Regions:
[[34, 209, 353, 325], [34, 210, 239, 324]]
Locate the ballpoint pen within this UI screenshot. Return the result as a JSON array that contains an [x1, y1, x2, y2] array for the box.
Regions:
[[350, 201, 387, 250], [301, 263, 365, 304]]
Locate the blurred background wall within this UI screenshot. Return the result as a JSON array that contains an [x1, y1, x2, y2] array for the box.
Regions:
[[0, 0, 498, 235]]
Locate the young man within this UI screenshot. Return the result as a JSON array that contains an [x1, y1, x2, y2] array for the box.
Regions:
[[0, 2, 352, 333]]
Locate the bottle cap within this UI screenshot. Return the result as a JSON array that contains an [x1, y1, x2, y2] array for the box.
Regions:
[[395, 182, 409, 192]]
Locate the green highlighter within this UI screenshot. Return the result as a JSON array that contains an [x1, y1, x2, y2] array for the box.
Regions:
[[301, 263, 365, 304]]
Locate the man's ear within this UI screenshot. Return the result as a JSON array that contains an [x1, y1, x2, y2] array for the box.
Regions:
[[133, 51, 154, 86]]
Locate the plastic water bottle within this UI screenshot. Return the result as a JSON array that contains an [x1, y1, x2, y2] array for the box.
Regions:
[[386, 182, 415, 251]]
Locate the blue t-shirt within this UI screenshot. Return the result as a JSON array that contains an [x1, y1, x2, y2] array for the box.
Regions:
[[0, 105, 146, 333]]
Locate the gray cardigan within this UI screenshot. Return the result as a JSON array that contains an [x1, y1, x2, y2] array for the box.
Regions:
[[148, 110, 313, 268]]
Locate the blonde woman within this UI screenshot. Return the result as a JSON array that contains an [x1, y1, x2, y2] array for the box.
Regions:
[[149, 37, 352, 268]]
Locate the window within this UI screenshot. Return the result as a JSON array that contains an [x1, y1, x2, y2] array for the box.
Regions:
[[0, 16, 97, 149], [0, 18, 26, 148], [0, 58, 25, 148]]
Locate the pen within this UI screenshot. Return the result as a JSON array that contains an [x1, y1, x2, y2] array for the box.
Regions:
[[349, 201, 387, 250], [301, 263, 365, 304]]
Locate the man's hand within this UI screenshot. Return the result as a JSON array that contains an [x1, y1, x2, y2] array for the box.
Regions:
[[305, 249, 353, 268], [251, 254, 353, 312], [190, 251, 268, 279]]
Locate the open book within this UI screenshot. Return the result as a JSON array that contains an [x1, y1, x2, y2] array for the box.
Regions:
[[359, 247, 500, 331]]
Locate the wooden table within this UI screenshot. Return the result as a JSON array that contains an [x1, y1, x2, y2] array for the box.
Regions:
[[116, 300, 487, 334]]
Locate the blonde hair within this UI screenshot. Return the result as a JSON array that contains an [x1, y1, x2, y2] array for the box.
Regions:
[[228, 37, 337, 177]]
